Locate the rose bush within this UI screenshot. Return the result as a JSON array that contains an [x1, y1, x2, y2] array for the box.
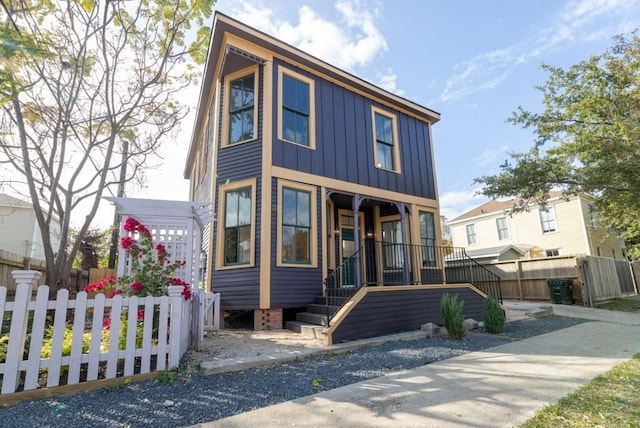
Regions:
[[83, 217, 191, 300]]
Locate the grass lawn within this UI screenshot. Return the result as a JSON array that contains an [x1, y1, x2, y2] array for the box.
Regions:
[[521, 354, 640, 427], [596, 298, 640, 312], [523, 301, 640, 427]]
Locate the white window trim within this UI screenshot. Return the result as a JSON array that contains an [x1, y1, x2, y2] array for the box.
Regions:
[[277, 67, 316, 150], [496, 216, 510, 241], [221, 65, 259, 148], [276, 179, 318, 268], [466, 223, 477, 245], [371, 106, 401, 174], [215, 178, 257, 270], [539, 206, 557, 234]]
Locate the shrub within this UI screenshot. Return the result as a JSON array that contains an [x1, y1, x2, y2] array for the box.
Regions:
[[41, 327, 92, 359], [483, 296, 506, 334], [440, 293, 466, 340]]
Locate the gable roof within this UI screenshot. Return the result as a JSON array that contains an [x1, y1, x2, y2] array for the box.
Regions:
[[0, 193, 32, 209], [184, 12, 441, 177], [450, 191, 564, 223], [465, 245, 526, 259]]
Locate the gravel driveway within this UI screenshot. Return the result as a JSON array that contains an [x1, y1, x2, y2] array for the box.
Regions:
[[0, 316, 588, 428]]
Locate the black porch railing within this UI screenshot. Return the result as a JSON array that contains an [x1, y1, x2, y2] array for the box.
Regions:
[[324, 243, 502, 324]]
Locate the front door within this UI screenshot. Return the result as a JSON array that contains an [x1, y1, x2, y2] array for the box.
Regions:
[[341, 228, 355, 287]]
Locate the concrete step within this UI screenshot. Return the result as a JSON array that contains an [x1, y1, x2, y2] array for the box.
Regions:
[[306, 303, 340, 315], [285, 321, 326, 339], [296, 311, 329, 326], [313, 296, 351, 306]]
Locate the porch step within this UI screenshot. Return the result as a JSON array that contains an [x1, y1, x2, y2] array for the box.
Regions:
[[296, 311, 330, 326], [313, 296, 351, 306], [285, 321, 325, 339], [305, 303, 341, 315]]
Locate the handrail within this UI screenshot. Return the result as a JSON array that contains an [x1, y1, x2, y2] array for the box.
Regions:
[[324, 247, 363, 324], [323, 243, 503, 326]]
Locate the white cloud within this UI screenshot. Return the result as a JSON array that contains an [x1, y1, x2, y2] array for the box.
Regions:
[[439, 189, 486, 221], [376, 68, 406, 96], [440, 0, 640, 103], [474, 145, 510, 167], [227, 1, 388, 71]]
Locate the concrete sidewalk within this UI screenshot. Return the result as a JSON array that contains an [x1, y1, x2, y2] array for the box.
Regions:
[[193, 304, 640, 427]]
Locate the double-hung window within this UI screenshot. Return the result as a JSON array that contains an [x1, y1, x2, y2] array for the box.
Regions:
[[539, 207, 557, 233], [419, 211, 436, 267], [371, 107, 400, 173], [277, 180, 317, 267], [223, 66, 258, 146], [466, 224, 477, 245], [217, 179, 256, 269], [496, 217, 510, 240], [278, 69, 315, 148]]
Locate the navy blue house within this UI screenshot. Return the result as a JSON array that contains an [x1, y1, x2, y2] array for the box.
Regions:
[[185, 13, 492, 343]]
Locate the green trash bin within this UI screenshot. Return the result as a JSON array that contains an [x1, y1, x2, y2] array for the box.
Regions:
[[547, 278, 574, 305]]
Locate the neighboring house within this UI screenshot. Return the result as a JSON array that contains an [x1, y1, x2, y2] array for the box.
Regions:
[[0, 193, 61, 260], [448, 192, 626, 260], [184, 13, 492, 339]]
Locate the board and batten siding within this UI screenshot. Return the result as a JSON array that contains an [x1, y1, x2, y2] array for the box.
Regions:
[[271, 60, 437, 200], [330, 287, 485, 343], [269, 179, 324, 308], [210, 71, 264, 309]]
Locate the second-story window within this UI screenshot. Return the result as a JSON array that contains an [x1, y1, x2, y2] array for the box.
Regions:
[[371, 106, 401, 173], [496, 217, 510, 240], [280, 70, 316, 147], [466, 224, 477, 245], [229, 74, 255, 144], [539, 207, 557, 233]]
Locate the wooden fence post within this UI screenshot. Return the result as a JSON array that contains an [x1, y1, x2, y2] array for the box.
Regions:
[[2, 270, 40, 394]]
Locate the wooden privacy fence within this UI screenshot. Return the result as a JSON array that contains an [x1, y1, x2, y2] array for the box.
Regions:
[[0, 250, 90, 297], [0, 270, 192, 396], [480, 255, 638, 306]]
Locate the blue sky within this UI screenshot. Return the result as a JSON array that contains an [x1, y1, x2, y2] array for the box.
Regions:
[[102, 0, 640, 227]]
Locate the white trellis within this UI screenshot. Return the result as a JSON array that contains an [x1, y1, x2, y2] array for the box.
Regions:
[[105, 197, 220, 349], [106, 197, 211, 286]]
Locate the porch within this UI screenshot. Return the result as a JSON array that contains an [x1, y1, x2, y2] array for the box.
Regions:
[[289, 242, 502, 345]]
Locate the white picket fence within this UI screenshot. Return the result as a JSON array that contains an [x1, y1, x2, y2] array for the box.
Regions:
[[0, 271, 195, 395]]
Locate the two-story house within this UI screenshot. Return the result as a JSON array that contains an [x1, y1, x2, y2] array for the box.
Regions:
[[184, 13, 493, 342], [448, 192, 626, 261]]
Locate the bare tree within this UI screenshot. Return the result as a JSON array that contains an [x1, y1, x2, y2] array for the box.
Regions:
[[0, 0, 213, 292]]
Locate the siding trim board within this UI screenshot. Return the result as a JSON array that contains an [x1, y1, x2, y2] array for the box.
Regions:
[[271, 166, 438, 209], [324, 284, 489, 345]]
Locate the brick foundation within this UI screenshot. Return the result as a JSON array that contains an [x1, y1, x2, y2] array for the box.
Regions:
[[254, 308, 283, 330]]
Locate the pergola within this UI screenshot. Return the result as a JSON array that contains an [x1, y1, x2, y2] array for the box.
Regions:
[[105, 197, 212, 287]]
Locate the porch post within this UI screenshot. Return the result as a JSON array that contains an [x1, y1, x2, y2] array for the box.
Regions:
[[353, 194, 362, 288], [398, 203, 411, 284]]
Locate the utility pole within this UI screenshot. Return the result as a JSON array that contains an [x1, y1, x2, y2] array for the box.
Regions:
[[107, 140, 129, 269]]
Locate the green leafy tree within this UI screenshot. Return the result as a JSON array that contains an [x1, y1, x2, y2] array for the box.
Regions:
[[0, 0, 214, 292], [475, 32, 640, 258], [73, 227, 110, 270]]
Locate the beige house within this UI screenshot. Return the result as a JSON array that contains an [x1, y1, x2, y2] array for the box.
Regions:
[[0, 194, 61, 261], [448, 192, 626, 260]]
